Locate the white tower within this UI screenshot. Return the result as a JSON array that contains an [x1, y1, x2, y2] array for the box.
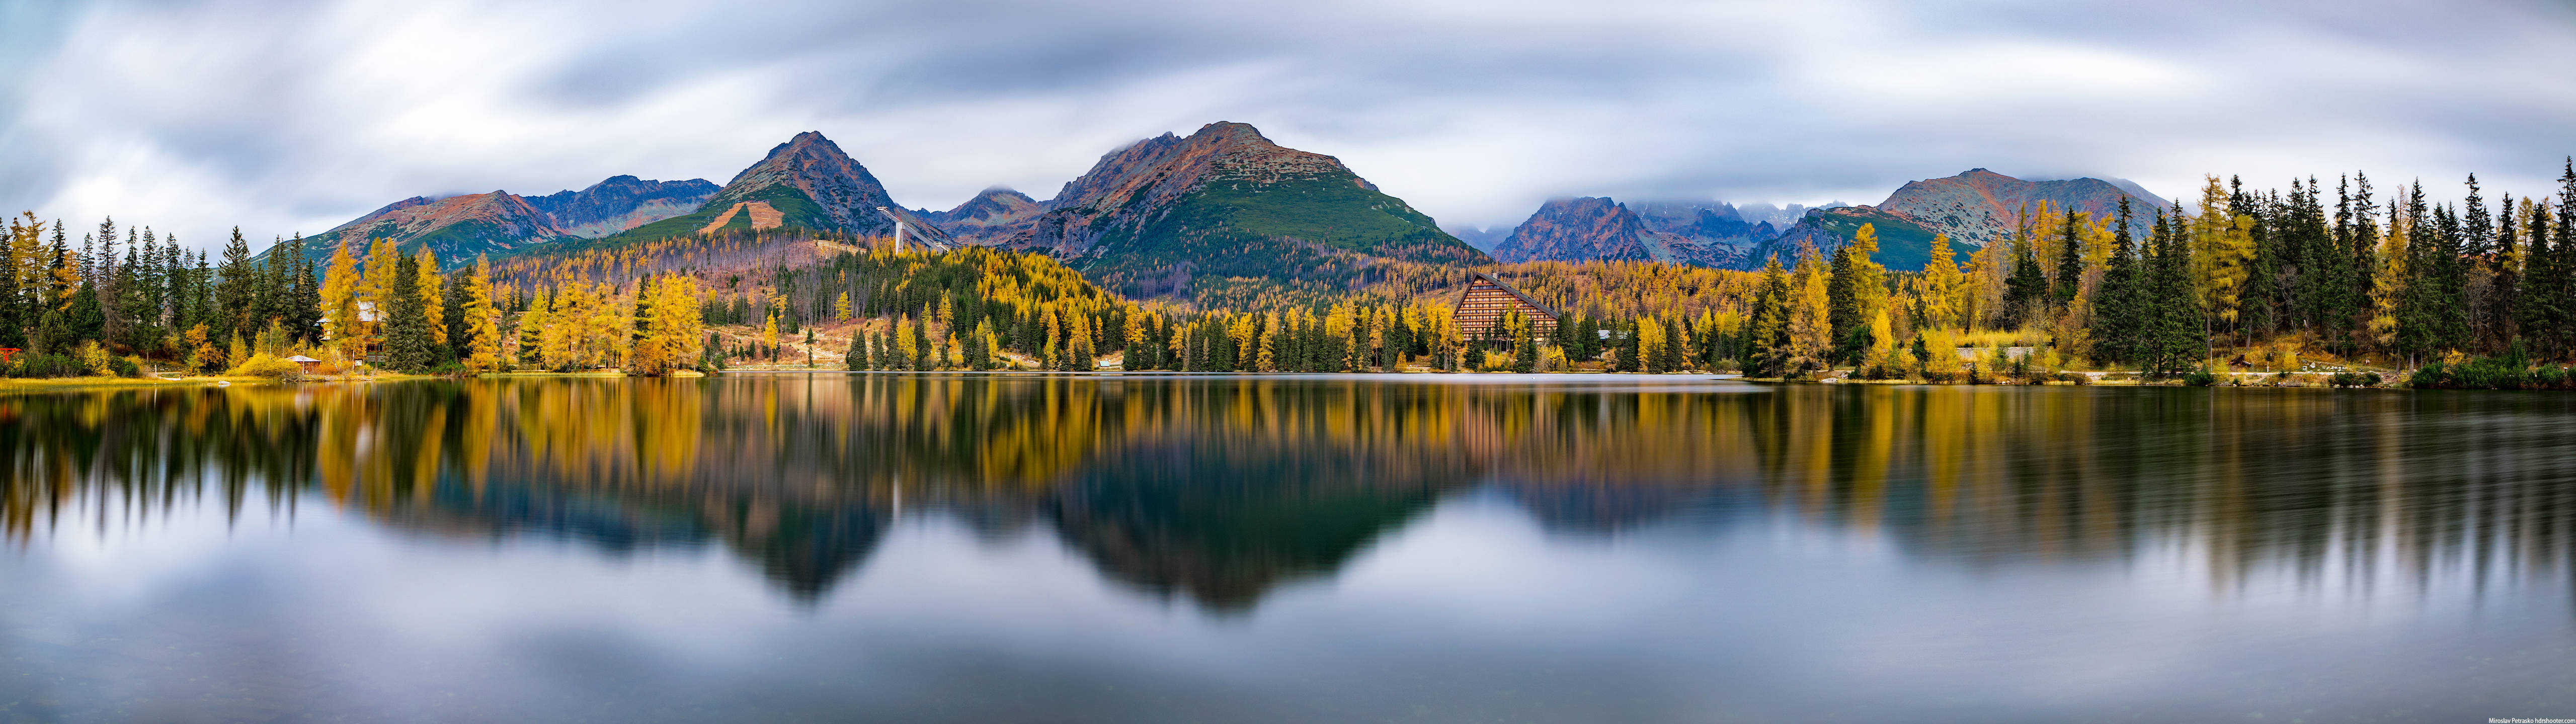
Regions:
[[875, 206, 905, 253]]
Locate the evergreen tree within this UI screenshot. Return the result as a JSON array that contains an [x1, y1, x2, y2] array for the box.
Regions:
[[1746, 255, 1791, 376], [66, 283, 103, 343], [2002, 230, 2048, 327], [847, 330, 869, 370], [290, 245, 323, 344], [1616, 318, 1642, 373], [1825, 242, 1859, 364], [2142, 210, 2202, 377], [443, 267, 473, 358], [2088, 198, 2141, 364], [381, 252, 435, 371], [2053, 209, 2086, 308]]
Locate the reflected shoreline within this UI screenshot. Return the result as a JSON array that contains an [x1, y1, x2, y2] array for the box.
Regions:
[[6, 378, 2573, 612]]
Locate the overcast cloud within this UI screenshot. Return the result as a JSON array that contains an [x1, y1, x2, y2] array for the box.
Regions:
[[3, 0, 2572, 248]]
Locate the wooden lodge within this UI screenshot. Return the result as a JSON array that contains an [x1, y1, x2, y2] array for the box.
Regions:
[[1453, 273, 1559, 341]]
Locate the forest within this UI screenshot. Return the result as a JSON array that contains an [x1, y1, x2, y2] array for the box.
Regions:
[[5, 161, 2573, 387]]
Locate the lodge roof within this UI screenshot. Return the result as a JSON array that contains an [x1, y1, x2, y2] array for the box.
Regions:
[[1463, 272, 1559, 321]]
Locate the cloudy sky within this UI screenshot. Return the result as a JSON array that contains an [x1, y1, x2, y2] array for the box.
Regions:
[[3, 0, 2572, 249]]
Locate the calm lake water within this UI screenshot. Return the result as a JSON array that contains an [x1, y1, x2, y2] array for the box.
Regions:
[[3, 375, 2573, 722]]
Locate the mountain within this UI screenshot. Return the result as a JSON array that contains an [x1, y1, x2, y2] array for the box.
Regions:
[[1877, 168, 2166, 247], [1732, 202, 1828, 230], [605, 131, 949, 247], [1445, 226, 1512, 253], [922, 188, 1048, 246], [1493, 198, 1653, 263], [1004, 121, 1483, 298], [1489, 197, 1774, 268], [291, 191, 569, 267], [521, 175, 718, 238], [1628, 201, 1777, 267], [1756, 205, 1958, 272], [1750, 169, 2169, 272], [273, 175, 719, 269]]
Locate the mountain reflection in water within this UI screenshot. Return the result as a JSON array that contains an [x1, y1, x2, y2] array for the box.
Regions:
[[6, 377, 2571, 614]]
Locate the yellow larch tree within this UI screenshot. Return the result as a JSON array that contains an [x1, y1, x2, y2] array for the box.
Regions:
[[461, 256, 503, 372], [414, 249, 445, 348], [319, 240, 364, 361], [1786, 240, 1833, 375]]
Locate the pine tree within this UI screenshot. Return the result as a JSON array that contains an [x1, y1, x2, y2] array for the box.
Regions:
[[290, 240, 324, 344], [2142, 209, 2202, 377], [215, 227, 255, 338], [2053, 209, 2087, 308], [2089, 198, 2141, 364], [2002, 228, 2047, 327], [847, 329, 869, 371], [1826, 241, 1858, 364], [381, 252, 434, 371], [1747, 255, 1791, 376], [518, 295, 548, 367]]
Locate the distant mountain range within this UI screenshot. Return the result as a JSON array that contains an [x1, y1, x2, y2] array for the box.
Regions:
[[1487, 169, 2167, 272], [278, 175, 719, 267], [280, 126, 2169, 288], [1490, 198, 1784, 268]]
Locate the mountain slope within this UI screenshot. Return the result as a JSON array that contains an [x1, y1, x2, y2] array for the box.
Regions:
[[923, 188, 1048, 246], [1493, 198, 1654, 263], [292, 191, 569, 267], [1879, 168, 2166, 247], [604, 132, 948, 247], [522, 175, 718, 238], [1009, 122, 1484, 298], [1757, 206, 1960, 272]]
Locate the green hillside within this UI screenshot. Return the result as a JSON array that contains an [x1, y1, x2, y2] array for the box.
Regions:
[[1755, 207, 1970, 272], [1081, 174, 1488, 298]]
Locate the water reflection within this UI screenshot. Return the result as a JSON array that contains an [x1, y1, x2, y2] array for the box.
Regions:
[[5, 379, 2574, 613]]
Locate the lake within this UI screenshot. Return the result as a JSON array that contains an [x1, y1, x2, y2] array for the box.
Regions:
[[3, 375, 2572, 722]]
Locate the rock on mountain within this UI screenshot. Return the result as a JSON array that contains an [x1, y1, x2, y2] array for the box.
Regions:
[[1493, 198, 1655, 263], [1878, 168, 2166, 248], [1005, 121, 1483, 298], [923, 188, 1048, 246], [1490, 198, 1775, 268], [291, 191, 570, 268], [1629, 201, 1777, 268], [522, 175, 718, 238], [606, 131, 949, 246]]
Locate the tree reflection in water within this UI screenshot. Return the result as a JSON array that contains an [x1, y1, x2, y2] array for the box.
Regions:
[[4, 378, 2572, 611]]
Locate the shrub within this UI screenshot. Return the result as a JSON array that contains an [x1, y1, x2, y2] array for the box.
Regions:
[[2536, 365, 2570, 390], [2182, 369, 2217, 386], [109, 355, 141, 378], [6, 354, 77, 378], [230, 353, 304, 380]]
